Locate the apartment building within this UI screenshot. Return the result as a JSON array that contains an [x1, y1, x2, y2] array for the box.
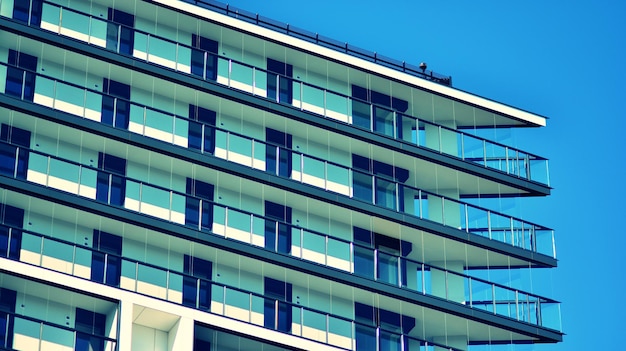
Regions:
[[0, 0, 562, 350]]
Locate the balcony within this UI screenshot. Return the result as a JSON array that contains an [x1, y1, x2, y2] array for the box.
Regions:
[[0, 1, 550, 186], [0, 224, 562, 340], [0, 102, 556, 259], [0, 144, 561, 331]]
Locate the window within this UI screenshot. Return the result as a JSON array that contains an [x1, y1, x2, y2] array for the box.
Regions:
[[351, 85, 408, 138], [0, 124, 31, 180], [264, 277, 292, 332], [106, 9, 134, 54], [0, 204, 24, 261], [354, 302, 415, 351], [353, 227, 412, 285], [264, 201, 291, 254], [0, 288, 16, 350], [96, 153, 126, 206], [265, 128, 292, 178], [101, 79, 131, 129], [267, 58, 293, 104], [191, 35, 218, 81], [188, 105, 216, 154], [75, 308, 106, 351], [90, 230, 122, 287], [12, 0, 42, 26], [5, 50, 37, 102], [185, 178, 214, 231], [352, 155, 408, 211], [183, 255, 212, 310]]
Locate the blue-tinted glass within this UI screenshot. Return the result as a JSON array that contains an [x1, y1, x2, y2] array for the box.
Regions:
[[380, 331, 402, 351], [109, 175, 125, 206], [2, 205, 25, 229], [101, 96, 116, 126], [118, 27, 134, 55], [264, 219, 277, 251], [5, 67, 25, 99], [191, 34, 218, 81], [182, 276, 197, 308], [183, 255, 212, 310], [355, 324, 376, 351], [267, 59, 292, 104], [353, 246, 374, 279], [265, 146, 278, 175], [375, 178, 397, 210], [29, 0, 43, 26], [198, 280, 211, 310], [105, 255, 121, 286], [75, 334, 104, 351], [114, 100, 130, 129], [277, 301, 291, 332], [96, 172, 110, 203], [7, 229, 22, 261], [0, 288, 15, 349], [102, 79, 130, 129], [12, 0, 42, 26], [264, 202, 291, 253], [15, 149, 29, 179], [264, 277, 292, 332], [0, 144, 17, 177], [188, 121, 203, 151], [193, 339, 211, 351], [91, 251, 106, 283], [189, 105, 216, 154], [91, 230, 122, 286], [277, 223, 291, 254], [264, 298, 276, 330], [75, 308, 106, 335], [185, 197, 200, 229], [201, 200, 212, 231], [266, 129, 291, 177], [0, 227, 9, 259], [12, 0, 30, 24], [352, 171, 373, 203], [107, 9, 134, 55]]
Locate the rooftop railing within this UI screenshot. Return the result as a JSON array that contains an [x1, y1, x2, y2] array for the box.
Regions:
[[5, 1, 550, 186], [179, 0, 453, 85], [1, 223, 562, 334]]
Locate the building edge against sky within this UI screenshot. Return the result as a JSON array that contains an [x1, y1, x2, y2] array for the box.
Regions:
[[0, 0, 561, 350]]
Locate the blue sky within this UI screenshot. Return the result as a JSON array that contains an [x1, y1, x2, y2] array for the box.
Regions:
[[222, 0, 626, 349]]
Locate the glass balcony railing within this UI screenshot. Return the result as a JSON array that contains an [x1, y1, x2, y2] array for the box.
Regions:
[[0, 146, 562, 332], [3, 227, 464, 351], [0, 62, 556, 258], [0, 311, 117, 351], [4, 1, 550, 186]]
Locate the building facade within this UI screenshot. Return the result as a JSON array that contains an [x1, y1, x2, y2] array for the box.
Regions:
[[0, 0, 562, 350]]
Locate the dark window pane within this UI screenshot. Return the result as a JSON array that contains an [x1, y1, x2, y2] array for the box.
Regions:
[[12, 0, 30, 24], [353, 246, 374, 279], [182, 276, 197, 308], [352, 171, 373, 203], [109, 175, 125, 206], [0, 143, 17, 177], [75, 309, 106, 335], [266, 59, 292, 104], [5, 67, 25, 99], [107, 8, 134, 55], [90, 251, 106, 283], [190, 35, 218, 81], [355, 324, 377, 351], [185, 197, 200, 229], [101, 79, 130, 129]]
